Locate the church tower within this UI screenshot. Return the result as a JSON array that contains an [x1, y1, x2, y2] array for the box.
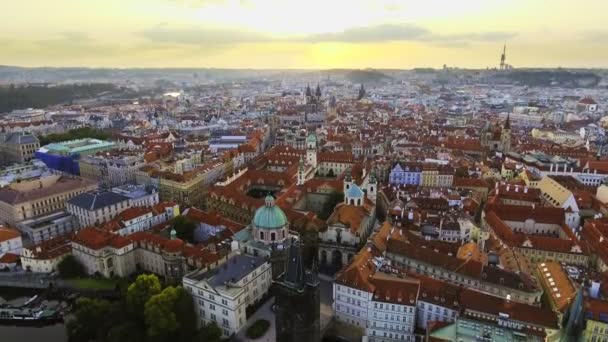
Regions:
[[297, 157, 305, 186], [367, 167, 377, 203], [344, 167, 353, 193], [501, 113, 512, 153], [306, 133, 318, 168], [273, 239, 320, 342]]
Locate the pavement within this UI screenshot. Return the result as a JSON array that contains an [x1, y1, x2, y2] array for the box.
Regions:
[[234, 298, 276, 342]]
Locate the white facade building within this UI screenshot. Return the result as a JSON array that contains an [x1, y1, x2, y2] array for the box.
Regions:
[[183, 254, 272, 338]]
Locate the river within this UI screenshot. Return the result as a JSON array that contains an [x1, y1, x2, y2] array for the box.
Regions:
[[0, 287, 68, 342], [1, 324, 67, 342]]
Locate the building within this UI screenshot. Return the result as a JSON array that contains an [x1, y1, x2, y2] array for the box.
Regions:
[[582, 298, 608, 342], [420, 164, 454, 188], [483, 204, 588, 266], [535, 262, 576, 315], [0, 174, 98, 226], [0, 132, 40, 165], [537, 176, 581, 230], [385, 237, 542, 306], [17, 211, 79, 244], [334, 249, 419, 342], [0, 226, 22, 259], [274, 239, 320, 342], [20, 235, 71, 273], [136, 160, 224, 207], [318, 170, 376, 267], [110, 184, 159, 207], [100, 202, 179, 236], [79, 152, 146, 188], [36, 138, 116, 175], [480, 115, 512, 154], [71, 227, 136, 278], [389, 162, 422, 186], [66, 190, 132, 227], [183, 254, 272, 338]]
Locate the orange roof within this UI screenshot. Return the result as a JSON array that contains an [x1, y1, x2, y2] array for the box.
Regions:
[[0, 226, 20, 242], [327, 203, 371, 234], [335, 248, 378, 292], [0, 252, 20, 264], [73, 227, 132, 250]]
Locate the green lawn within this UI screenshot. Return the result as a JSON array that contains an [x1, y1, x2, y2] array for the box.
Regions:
[[66, 278, 118, 290]]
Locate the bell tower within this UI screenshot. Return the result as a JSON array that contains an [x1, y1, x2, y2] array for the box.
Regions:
[[306, 133, 318, 168], [501, 113, 512, 153]]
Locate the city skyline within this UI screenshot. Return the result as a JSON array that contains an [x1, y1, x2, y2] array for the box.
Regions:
[[3, 0, 608, 69]]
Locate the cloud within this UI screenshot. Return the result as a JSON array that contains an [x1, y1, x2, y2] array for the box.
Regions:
[[138, 24, 516, 48], [581, 31, 608, 43], [295, 24, 516, 47], [140, 27, 272, 45], [61, 31, 90, 43], [296, 24, 430, 43]]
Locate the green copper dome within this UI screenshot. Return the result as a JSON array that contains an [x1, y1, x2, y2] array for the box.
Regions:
[[253, 196, 288, 229], [306, 133, 317, 143]]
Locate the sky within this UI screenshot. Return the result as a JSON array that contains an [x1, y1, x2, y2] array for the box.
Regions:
[[2, 0, 608, 69]]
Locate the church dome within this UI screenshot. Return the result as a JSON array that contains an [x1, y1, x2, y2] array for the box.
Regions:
[[306, 133, 317, 143], [253, 195, 288, 230]]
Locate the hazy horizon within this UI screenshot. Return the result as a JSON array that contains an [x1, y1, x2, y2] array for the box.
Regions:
[[3, 0, 608, 69]]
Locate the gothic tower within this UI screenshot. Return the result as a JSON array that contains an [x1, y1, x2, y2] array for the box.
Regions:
[[273, 239, 320, 342], [501, 113, 512, 153]]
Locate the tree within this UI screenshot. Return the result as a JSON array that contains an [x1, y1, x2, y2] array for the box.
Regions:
[[107, 321, 145, 342], [319, 191, 344, 220], [173, 287, 198, 342], [145, 286, 180, 341], [57, 255, 86, 278], [171, 216, 196, 242], [326, 169, 335, 178], [126, 274, 162, 323], [246, 319, 271, 339], [455, 167, 469, 178], [195, 322, 222, 342], [66, 297, 115, 342]]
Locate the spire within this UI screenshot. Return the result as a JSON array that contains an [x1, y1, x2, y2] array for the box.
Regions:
[[285, 238, 305, 287], [504, 112, 511, 130], [305, 84, 312, 97], [315, 84, 322, 98], [500, 42, 507, 70], [358, 84, 366, 100]]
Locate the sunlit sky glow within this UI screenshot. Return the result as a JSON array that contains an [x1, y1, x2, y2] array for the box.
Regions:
[[2, 0, 608, 69]]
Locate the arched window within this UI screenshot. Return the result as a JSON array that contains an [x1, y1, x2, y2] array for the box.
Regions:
[[350, 199, 355, 205], [271, 232, 276, 241], [260, 231, 265, 240]]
